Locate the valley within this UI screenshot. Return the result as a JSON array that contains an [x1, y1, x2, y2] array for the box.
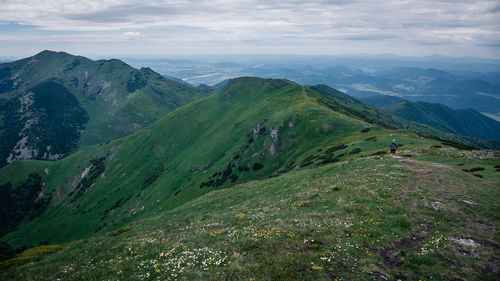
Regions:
[[124, 55, 500, 114]]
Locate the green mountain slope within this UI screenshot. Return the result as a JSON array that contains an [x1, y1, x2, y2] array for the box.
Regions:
[[0, 51, 209, 166], [0, 77, 441, 246], [312, 85, 498, 149], [2, 76, 495, 249], [372, 99, 500, 140], [2, 153, 499, 280], [0, 77, 499, 280]]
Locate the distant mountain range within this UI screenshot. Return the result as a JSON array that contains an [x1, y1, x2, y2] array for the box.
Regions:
[[364, 95, 500, 141], [124, 56, 500, 114], [0, 51, 209, 167]]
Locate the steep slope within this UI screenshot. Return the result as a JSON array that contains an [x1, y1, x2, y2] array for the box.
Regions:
[[311, 85, 499, 149], [0, 80, 89, 164], [0, 51, 209, 166], [1, 153, 499, 280], [0, 77, 449, 248], [368, 99, 500, 140]]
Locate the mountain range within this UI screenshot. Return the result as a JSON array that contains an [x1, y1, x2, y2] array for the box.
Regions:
[[0, 52, 499, 280], [364, 95, 500, 140], [0, 51, 208, 167], [124, 56, 500, 115]]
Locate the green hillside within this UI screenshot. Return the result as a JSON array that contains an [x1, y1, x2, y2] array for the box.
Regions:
[[0, 51, 209, 166], [364, 96, 500, 141], [1, 77, 499, 280], [0, 77, 442, 246], [1, 152, 499, 280], [381, 101, 500, 140], [312, 85, 498, 149]]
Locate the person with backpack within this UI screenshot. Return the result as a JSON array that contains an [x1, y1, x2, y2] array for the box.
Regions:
[[389, 139, 398, 154]]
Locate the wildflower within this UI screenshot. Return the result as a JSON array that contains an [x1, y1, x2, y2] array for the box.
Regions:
[[312, 265, 323, 270]]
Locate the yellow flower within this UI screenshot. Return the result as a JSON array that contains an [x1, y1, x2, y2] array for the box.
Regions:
[[312, 265, 323, 270]]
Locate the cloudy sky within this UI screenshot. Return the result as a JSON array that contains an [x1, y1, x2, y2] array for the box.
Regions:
[[1, 0, 499, 58]]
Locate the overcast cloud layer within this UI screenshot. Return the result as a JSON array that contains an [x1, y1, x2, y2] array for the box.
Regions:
[[1, 0, 499, 58]]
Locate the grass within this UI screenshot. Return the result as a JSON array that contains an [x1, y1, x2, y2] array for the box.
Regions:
[[0, 243, 73, 274], [401, 145, 500, 184], [2, 155, 498, 280], [1, 77, 499, 281], [3, 77, 439, 248], [0, 50, 208, 166]]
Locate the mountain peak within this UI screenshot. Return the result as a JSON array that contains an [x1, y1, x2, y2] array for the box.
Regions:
[[34, 50, 72, 58], [218, 77, 297, 100], [225, 76, 295, 90], [0, 51, 209, 167]]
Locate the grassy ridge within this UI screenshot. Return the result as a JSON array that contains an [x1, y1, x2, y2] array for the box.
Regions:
[[2, 155, 498, 280], [313, 85, 500, 149], [1, 76, 498, 280], [1, 77, 445, 248]]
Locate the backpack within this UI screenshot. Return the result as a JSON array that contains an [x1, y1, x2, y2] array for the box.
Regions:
[[391, 143, 397, 150]]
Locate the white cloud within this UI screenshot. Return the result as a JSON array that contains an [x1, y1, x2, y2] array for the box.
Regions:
[[122, 31, 144, 39], [0, 0, 499, 57]]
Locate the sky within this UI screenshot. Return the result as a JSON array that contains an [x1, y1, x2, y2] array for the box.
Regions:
[[0, 0, 499, 59]]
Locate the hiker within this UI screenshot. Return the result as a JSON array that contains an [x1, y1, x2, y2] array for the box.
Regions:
[[389, 139, 398, 154]]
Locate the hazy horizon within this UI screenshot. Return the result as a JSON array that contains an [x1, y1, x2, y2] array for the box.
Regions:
[[1, 0, 499, 59], [3, 51, 500, 64]]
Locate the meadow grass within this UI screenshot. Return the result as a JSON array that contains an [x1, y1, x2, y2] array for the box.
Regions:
[[3, 155, 498, 280]]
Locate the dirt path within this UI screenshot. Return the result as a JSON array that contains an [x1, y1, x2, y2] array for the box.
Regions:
[[379, 155, 500, 279], [302, 86, 309, 101], [391, 155, 492, 223]]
